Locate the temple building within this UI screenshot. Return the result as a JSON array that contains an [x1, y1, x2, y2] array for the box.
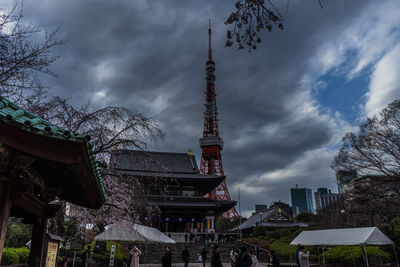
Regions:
[[108, 149, 236, 233], [233, 205, 307, 235]]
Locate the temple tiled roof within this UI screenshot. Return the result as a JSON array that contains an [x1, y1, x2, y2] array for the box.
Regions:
[[108, 149, 226, 194], [110, 150, 200, 174], [112, 169, 224, 180], [0, 95, 107, 204], [148, 195, 237, 213], [232, 206, 307, 230]]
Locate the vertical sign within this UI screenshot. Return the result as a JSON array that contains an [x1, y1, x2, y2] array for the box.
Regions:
[[45, 242, 59, 267], [109, 244, 116, 266]]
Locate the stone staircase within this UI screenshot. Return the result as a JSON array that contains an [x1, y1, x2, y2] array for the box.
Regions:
[[167, 233, 187, 243], [139, 240, 269, 264]]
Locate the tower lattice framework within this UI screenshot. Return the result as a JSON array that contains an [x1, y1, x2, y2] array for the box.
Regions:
[[199, 21, 238, 218]]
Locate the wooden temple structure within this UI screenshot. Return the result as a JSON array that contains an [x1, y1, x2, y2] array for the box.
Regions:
[[108, 149, 236, 233], [0, 96, 106, 265], [232, 205, 308, 236]]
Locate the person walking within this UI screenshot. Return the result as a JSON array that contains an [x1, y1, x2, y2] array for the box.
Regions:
[[266, 250, 271, 265], [268, 250, 280, 267], [199, 247, 208, 267], [298, 246, 310, 267], [185, 233, 189, 242], [81, 247, 89, 267], [205, 233, 210, 247], [295, 244, 301, 267], [255, 245, 260, 259], [189, 232, 194, 243], [129, 246, 142, 267], [182, 246, 190, 267], [162, 246, 172, 267], [230, 249, 238, 267], [249, 250, 258, 267], [235, 246, 252, 267], [211, 245, 223, 267]]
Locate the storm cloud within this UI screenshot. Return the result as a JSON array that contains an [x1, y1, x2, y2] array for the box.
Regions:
[[21, 0, 400, 216]]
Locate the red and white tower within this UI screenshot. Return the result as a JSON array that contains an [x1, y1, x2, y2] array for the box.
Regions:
[[199, 21, 238, 217]]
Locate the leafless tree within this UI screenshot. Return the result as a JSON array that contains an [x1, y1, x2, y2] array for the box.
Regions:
[[340, 177, 400, 229], [334, 100, 400, 229], [225, 0, 284, 51], [0, 1, 62, 107], [333, 100, 400, 182], [35, 90, 165, 237], [0, 2, 166, 237], [225, 0, 323, 51], [33, 96, 164, 161]]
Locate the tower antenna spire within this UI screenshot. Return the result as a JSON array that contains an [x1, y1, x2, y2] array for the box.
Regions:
[[208, 19, 212, 61], [200, 20, 238, 218]]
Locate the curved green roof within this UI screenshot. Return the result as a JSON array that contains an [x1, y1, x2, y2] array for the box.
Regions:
[[0, 95, 107, 203]]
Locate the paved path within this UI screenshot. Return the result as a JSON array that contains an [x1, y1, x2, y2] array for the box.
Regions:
[[138, 263, 305, 267]]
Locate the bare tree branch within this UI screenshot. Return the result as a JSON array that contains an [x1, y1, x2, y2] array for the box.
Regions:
[[225, 0, 284, 51]]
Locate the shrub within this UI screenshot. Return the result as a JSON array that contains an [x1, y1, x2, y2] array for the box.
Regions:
[[242, 237, 270, 250], [324, 246, 390, 265], [14, 247, 30, 263], [92, 253, 109, 265], [269, 241, 314, 261], [310, 255, 319, 262], [269, 241, 292, 259], [4, 222, 32, 248], [253, 226, 266, 237], [59, 246, 66, 255], [1, 248, 20, 265]]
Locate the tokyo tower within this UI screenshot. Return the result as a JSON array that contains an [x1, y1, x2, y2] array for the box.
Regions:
[[199, 21, 238, 218]]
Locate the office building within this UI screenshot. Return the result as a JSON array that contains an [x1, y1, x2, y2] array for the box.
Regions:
[[290, 185, 314, 216], [314, 188, 342, 213]]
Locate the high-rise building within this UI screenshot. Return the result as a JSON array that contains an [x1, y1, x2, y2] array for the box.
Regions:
[[336, 170, 357, 194], [314, 188, 342, 213], [290, 185, 314, 216]]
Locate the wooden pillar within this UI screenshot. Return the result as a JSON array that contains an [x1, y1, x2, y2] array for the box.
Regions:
[[0, 182, 12, 264], [29, 209, 47, 267]]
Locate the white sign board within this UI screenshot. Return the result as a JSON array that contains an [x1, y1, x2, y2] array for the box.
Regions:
[[109, 244, 116, 266]]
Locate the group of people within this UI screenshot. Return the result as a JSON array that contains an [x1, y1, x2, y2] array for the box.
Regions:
[[192, 244, 280, 267], [129, 245, 174, 267], [229, 246, 280, 267], [130, 243, 283, 267], [169, 231, 230, 245]]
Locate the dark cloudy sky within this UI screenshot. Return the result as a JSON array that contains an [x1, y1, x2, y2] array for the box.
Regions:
[[20, 0, 400, 216]]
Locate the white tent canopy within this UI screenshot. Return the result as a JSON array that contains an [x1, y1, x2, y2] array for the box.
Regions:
[[290, 227, 393, 246], [94, 222, 175, 244]]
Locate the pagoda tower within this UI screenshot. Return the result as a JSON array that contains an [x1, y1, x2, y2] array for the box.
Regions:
[[199, 21, 238, 217]]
